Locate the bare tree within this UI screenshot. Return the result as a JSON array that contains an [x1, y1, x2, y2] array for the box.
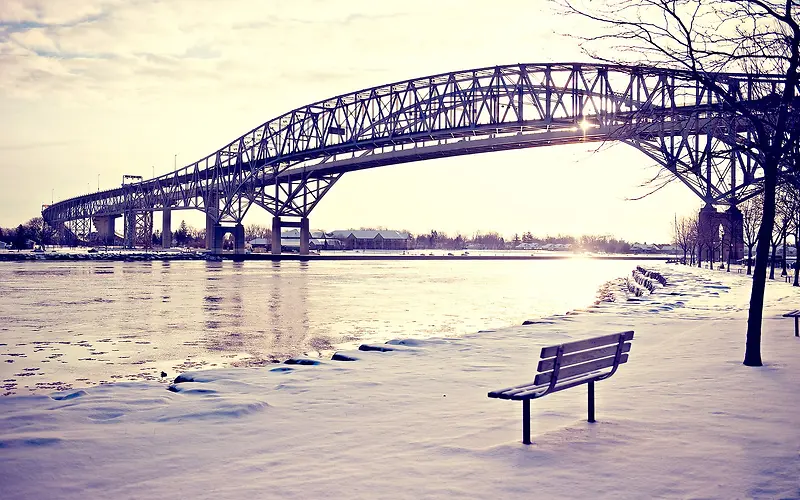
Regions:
[[674, 214, 696, 264], [564, 0, 800, 366], [741, 193, 763, 275]]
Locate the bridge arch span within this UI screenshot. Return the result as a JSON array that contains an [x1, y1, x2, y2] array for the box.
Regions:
[[44, 62, 783, 253]]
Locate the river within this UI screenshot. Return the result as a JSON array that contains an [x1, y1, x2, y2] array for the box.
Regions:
[[0, 257, 649, 395]]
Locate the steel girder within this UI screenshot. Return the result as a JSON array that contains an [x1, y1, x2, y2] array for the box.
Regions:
[[42, 63, 794, 228]]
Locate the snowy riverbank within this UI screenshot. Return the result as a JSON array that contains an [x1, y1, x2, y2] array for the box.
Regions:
[[1, 264, 799, 499]]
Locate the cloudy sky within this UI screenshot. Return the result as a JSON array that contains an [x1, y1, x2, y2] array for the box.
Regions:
[[0, 0, 701, 242]]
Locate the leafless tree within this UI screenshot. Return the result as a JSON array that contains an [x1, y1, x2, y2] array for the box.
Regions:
[[673, 213, 696, 263], [741, 193, 763, 275], [564, 0, 800, 366]]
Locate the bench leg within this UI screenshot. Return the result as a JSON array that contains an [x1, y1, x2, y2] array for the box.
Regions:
[[588, 381, 596, 423], [796, 317, 799, 337], [522, 399, 531, 445]]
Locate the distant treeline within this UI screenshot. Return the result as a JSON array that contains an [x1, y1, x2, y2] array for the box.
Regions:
[[2, 217, 635, 254]]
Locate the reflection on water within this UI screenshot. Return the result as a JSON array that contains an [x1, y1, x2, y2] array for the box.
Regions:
[[0, 258, 641, 394]]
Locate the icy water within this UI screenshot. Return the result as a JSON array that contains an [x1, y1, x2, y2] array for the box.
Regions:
[[0, 258, 647, 395]]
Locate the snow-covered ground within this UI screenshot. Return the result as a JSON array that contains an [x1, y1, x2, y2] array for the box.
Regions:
[[1, 264, 799, 499]]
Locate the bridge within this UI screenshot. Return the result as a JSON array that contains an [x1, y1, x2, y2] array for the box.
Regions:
[[42, 62, 789, 256]]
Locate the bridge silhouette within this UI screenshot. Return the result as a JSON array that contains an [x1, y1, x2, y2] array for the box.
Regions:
[[43, 62, 785, 255]]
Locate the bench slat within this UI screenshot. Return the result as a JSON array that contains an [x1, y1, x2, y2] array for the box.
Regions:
[[782, 310, 800, 317], [540, 331, 634, 358], [534, 353, 629, 386], [509, 372, 603, 400], [537, 343, 632, 372], [488, 381, 540, 399]]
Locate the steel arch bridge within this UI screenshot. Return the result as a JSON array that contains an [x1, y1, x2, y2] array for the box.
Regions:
[[42, 62, 790, 254]]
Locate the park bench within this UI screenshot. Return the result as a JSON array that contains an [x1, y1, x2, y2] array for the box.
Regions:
[[782, 310, 800, 337], [487, 331, 634, 445]]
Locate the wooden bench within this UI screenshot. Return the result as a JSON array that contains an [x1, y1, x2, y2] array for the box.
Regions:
[[782, 310, 800, 337], [488, 331, 634, 444]]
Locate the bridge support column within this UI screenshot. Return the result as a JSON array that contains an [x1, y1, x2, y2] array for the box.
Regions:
[[272, 217, 282, 255], [205, 192, 219, 251], [210, 224, 225, 254], [93, 215, 116, 246], [300, 217, 310, 255], [124, 212, 136, 249], [726, 206, 744, 262], [234, 224, 245, 255], [697, 205, 744, 267], [162, 209, 172, 249]]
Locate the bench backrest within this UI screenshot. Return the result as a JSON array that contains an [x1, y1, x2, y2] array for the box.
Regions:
[[534, 331, 634, 387]]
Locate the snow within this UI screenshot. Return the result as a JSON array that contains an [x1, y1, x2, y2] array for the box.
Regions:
[[1, 264, 800, 499]]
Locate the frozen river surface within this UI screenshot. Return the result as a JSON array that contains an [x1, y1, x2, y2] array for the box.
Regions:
[[0, 258, 646, 394]]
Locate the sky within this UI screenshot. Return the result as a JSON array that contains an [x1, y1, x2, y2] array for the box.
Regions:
[[0, 0, 703, 243]]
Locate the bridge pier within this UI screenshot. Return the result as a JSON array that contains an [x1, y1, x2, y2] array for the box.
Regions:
[[162, 209, 172, 249], [270, 217, 310, 255], [93, 215, 117, 246], [300, 217, 310, 255], [209, 223, 245, 255], [272, 216, 282, 255], [697, 205, 744, 266]]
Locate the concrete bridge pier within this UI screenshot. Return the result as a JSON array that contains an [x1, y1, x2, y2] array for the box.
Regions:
[[697, 204, 744, 265], [272, 216, 282, 255], [162, 209, 172, 249], [93, 215, 117, 246], [300, 217, 310, 255], [205, 192, 219, 251], [209, 223, 245, 254], [271, 216, 311, 255]]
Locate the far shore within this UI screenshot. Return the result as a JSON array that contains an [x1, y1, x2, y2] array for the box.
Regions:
[[0, 249, 676, 262]]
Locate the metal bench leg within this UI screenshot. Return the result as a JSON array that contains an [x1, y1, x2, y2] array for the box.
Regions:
[[796, 317, 799, 337], [588, 381, 596, 423], [522, 399, 531, 445]]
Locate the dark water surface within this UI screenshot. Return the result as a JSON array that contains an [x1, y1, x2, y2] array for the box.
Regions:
[[0, 258, 644, 394]]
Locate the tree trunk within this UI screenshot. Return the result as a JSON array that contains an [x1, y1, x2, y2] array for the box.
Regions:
[[769, 243, 777, 280], [747, 245, 753, 275], [782, 237, 787, 276], [745, 161, 777, 367], [794, 231, 799, 287]]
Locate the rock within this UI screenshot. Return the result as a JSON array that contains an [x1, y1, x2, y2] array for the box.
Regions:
[[160, 371, 167, 378], [283, 358, 321, 365], [270, 366, 294, 372], [358, 344, 396, 352], [173, 374, 194, 383], [331, 352, 358, 361]]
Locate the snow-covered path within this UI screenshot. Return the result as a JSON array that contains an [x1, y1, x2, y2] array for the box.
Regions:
[[1, 265, 799, 499]]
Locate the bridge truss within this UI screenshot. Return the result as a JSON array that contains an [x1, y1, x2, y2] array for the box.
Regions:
[[43, 63, 793, 254]]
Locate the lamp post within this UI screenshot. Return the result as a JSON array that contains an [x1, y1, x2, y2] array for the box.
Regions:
[[97, 174, 100, 192], [174, 154, 177, 171]]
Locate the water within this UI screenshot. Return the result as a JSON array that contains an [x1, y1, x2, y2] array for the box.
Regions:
[[0, 258, 646, 395]]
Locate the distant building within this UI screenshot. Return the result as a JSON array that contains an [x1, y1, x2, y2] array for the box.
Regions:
[[0, 241, 7, 250], [329, 230, 411, 250], [630, 242, 661, 254]]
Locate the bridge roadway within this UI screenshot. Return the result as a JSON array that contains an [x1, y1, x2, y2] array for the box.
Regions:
[[42, 62, 785, 255]]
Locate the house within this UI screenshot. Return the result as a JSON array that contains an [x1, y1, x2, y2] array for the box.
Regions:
[[0, 241, 7, 250], [329, 230, 411, 250]]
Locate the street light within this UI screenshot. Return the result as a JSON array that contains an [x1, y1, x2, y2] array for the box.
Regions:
[[97, 174, 100, 192], [174, 154, 177, 171]]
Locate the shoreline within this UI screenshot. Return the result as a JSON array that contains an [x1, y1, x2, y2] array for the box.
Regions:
[[0, 250, 674, 262]]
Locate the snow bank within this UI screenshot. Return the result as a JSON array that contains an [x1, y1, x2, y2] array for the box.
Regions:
[[1, 264, 799, 499]]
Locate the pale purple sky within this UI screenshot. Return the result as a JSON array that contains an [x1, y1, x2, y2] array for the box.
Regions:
[[0, 0, 701, 242]]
